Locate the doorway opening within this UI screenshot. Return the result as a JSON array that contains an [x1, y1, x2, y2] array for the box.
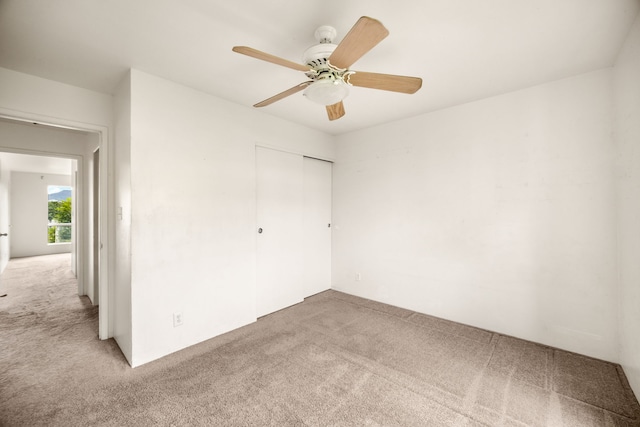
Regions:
[[0, 115, 109, 339]]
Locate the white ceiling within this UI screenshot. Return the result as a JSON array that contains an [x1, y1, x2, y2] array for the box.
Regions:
[[0, 0, 638, 135]]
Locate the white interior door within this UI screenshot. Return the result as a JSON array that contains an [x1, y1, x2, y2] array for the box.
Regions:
[[256, 147, 304, 317], [303, 157, 332, 296]]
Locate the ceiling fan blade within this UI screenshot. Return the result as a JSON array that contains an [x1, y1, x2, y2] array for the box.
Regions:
[[232, 46, 310, 72], [326, 101, 345, 121], [348, 71, 422, 94], [254, 82, 313, 107], [329, 16, 389, 69]]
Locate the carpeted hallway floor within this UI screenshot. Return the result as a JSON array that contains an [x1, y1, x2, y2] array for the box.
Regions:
[[1, 254, 639, 426]]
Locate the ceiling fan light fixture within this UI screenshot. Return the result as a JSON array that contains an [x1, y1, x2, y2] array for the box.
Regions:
[[303, 79, 350, 105]]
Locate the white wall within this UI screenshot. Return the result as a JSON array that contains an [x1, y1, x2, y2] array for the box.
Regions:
[[0, 67, 112, 128], [113, 71, 132, 364], [127, 70, 334, 366], [614, 11, 640, 396], [10, 171, 71, 257], [333, 69, 618, 362], [0, 159, 9, 273]]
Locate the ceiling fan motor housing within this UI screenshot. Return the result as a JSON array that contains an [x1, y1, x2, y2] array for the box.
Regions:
[[302, 43, 337, 66], [303, 25, 339, 66], [302, 25, 352, 105], [314, 25, 337, 43]]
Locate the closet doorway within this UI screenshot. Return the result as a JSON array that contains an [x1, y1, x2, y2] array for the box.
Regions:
[[256, 147, 332, 317]]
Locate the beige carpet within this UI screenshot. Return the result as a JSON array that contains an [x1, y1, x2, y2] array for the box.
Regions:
[[1, 254, 639, 426]]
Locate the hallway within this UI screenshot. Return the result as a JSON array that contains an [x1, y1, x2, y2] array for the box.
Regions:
[[0, 254, 96, 336]]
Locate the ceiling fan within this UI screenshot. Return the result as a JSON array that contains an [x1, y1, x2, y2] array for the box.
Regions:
[[232, 16, 422, 121]]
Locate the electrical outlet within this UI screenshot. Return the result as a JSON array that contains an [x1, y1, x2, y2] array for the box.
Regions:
[[356, 273, 362, 281], [173, 312, 183, 327]]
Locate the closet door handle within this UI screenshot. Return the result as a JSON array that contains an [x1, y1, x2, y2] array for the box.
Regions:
[[258, 228, 263, 234], [0, 233, 7, 237]]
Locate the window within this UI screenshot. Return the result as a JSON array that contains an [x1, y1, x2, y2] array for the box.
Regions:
[[47, 185, 72, 244]]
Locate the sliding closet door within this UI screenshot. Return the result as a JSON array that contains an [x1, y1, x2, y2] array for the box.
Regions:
[[256, 147, 304, 317], [303, 157, 332, 296]]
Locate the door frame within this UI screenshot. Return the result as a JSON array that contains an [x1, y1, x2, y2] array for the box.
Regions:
[[92, 148, 100, 305], [0, 109, 111, 340]]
